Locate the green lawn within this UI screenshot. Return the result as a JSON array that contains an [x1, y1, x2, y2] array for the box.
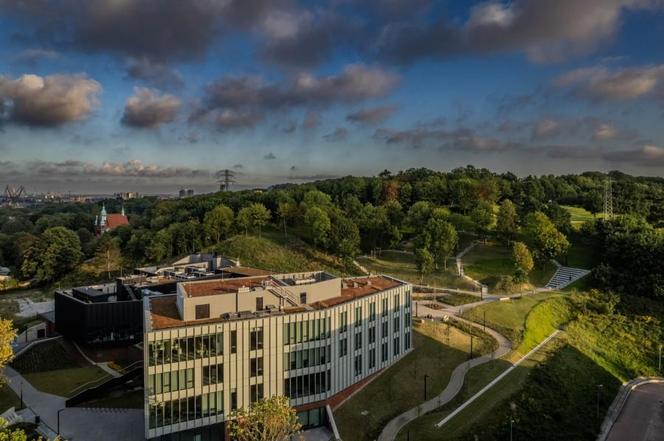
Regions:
[[212, 232, 358, 276], [11, 339, 110, 397], [357, 250, 476, 290], [0, 385, 21, 412], [436, 293, 481, 306], [462, 292, 566, 349], [462, 242, 556, 291], [334, 320, 496, 441], [395, 338, 559, 441], [562, 205, 603, 229]]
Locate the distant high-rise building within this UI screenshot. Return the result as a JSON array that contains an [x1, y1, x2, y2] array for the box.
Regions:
[[115, 191, 140, 200], [179, 188, 195, 198]]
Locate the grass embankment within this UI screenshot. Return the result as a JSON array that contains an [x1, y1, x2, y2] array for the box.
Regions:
[[11, 339, 109, 397], [212, 231, 357, 276], [357, 250, 476, 290], [334, 320, 497, 441], [562, 205, 603, 229], [462, 242, 556, 291], [436, 293, 480, 306], [398, 292, 664, 441]]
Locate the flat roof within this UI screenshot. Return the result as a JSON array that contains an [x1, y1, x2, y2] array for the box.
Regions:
[[181, 276, 271, 298], [147, 275, 407, 330]]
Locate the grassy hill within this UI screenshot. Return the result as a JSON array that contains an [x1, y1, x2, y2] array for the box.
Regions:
[[211, 231, 358, 276]]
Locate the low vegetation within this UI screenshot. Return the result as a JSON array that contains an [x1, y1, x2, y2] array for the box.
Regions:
[[334, 320, 497, 441], [436, 293, 480, 306]]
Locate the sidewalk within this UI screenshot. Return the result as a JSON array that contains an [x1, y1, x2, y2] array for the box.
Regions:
[[376, 305, 512, 441]]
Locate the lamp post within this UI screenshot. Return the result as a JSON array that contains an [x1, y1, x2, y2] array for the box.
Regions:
[[57, 408, 65, 435], [19, 381, 23, 410], [510, 417, 514, 441], [469, 335, 474, 359], [424, 374, 429, 401], [659, 345, 662, 372], [483, 311, 486, 332]]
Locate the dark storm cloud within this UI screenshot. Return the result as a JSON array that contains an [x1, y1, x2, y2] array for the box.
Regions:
[[125, 57, 184, 90], [346, 105, 398, 125], [377, 0, 663, 65], [264, 152, 277, 160], [0, 73, 100, 127], [121, 88, 180, 129], [323, 127, 349, 142]]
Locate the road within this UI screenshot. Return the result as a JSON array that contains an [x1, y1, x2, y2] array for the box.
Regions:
[[606, 382, 664, 441]]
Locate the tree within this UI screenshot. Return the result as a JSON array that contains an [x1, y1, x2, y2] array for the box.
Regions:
[[227, 395, 301, 441], [304, 207, 331, 248], [414, 247, 434, 284], [496, 199, 518, 241], [20, 226, 82, 283], [329, 214, 360, 261], [470, 200, 494, 240], [407, 201, 431, 231], [203, 205, 234, 244], [422, 218, 458, 270], [93, 236, 123, 279], [147, 229, 171, 262], [525, 212, 570, 264], [512, 242, 534, 283], [236, 204, 271, 237]]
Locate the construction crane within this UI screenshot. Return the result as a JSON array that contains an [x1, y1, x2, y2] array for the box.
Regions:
[[3, 185, 25, 204]]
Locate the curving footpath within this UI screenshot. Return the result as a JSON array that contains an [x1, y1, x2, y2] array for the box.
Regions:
[[376, 304, 511, 441]]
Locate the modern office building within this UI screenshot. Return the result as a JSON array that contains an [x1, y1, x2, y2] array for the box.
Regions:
[[144, 271, 412, 440]]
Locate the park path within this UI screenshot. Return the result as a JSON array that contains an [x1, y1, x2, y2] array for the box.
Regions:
[[376, 302, 512, 441], [4, 366, 143, 441]]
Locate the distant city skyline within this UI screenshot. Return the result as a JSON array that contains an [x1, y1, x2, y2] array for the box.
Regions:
[[1, 0, 664, 192]]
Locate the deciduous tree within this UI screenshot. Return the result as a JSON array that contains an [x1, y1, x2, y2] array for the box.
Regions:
[[227, 395, 301, 441], [203, 205, 234, 244]]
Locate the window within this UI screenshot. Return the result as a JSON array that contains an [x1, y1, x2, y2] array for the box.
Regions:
[[284, 370, 330, 398], [369, 302, 376, 321], [148, 368, 195, 394], [354, 354, 362, 376], [393, 336, 400, 356], [250, 357, 264, 377], [340, 311, 348, 333], [203, 363, 223, 385], [382, 321, 388, 338], [369, 348, 376, 369], [394, 294, 400, 309], [250, 327, 263, 351], [231, 389, 237, 411], [354, 331, 362, 350], [382, 298, 388, 316], [256, 297, 263, 311], [339, 338, 348, 357], [381, 342, 388, 362], [300, 292, 307, 304], [394, 316, 400, 332], [230, 330, 237, 354], [369, 326, 376, 344], [355, 306, 362, 327], [251, 384, 264, 404], [405, 332, 411, 350], [404, 312, 410, 329], [195, 304, 210, 320]]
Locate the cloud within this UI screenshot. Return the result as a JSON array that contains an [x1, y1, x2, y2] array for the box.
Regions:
[[323, 127, 349, 142], [529, 116, 635, 142], [264, 152, 277, 160], [232, 163, 244, 169], [302, 110, 321, 130], [193, 64, 399, 128], [121, 87, 180, 128], [125, 57, 184, 90], [346, 105, 398, 125], [213, 110, 264, 131], [0, 73, 101, 127], [374, 125, 522, 152], [603, 144, 664, 166], [13, 159, 209, 179], [281, 120, 297, 134], [378, 0, 663, 64], [531, 119, 561, 139], [554, 64, 664, 101], [14, 48, 60, 66]]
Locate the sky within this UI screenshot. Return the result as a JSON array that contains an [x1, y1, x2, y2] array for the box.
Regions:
[[1, 0, 664, 194]]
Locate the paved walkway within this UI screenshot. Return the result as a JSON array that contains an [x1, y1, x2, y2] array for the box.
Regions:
[[606, 382, 664, 441], [4, 366, 143, 441], [376, 304, 512, 441]]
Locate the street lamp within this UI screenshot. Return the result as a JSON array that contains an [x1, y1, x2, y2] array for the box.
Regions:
[[424, 374, 429, 401], [596, 384, 604, 420], [19, 381, 23, 410], [57, 408, 65, 435], [659, 344, 662, 372]]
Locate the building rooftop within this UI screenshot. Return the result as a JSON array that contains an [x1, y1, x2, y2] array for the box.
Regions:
[[147, 274, 406, 330], [106, 213, 129, 229]]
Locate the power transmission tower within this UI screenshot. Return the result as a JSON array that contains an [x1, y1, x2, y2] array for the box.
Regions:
[[603, 176, 613, 221], [4, 185, 25, 205], [217, 169, 236, 192]]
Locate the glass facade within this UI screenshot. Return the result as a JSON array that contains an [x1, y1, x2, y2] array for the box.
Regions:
[[148, 392, 223, 429], [283, 318, 330, 345], [284, 345, 331, 371], [148, 333, 223, 366]]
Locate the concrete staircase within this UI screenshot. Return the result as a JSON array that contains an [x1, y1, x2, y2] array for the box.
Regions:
[[545, 266, 591, 290]]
